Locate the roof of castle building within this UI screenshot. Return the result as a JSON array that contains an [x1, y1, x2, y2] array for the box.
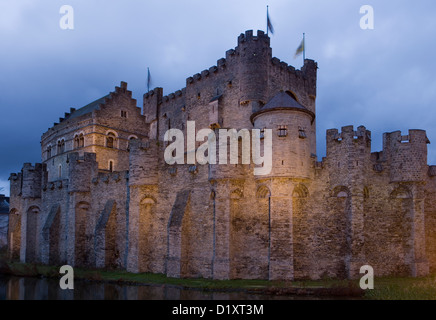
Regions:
[[250, 91, 315, 124], [65, 94, 110, 121], [263, 91, 307, 111]]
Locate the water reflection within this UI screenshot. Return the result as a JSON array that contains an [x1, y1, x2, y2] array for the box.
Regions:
[[0, 275, 318, 300]]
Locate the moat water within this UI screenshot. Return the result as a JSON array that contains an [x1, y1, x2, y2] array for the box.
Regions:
[[0, 274, 336, 300]]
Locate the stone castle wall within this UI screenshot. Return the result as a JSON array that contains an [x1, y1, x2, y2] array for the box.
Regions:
[[7, 30, 436, 281]]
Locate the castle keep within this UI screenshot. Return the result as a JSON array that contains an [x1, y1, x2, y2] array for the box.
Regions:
[[8, 30, 436, 280]]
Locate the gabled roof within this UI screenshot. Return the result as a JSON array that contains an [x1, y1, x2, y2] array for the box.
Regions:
[[250, 91, 315, 124], [65, 94, 110, 121]]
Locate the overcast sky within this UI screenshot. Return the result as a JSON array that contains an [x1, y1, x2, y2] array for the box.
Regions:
[[1, 0, 436, 196]]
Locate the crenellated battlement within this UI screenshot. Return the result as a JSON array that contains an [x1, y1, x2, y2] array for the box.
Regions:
[[160, 88, 186, 105], [22, 163, 45, 172], [18, 163, 46, 199], [382, 129, 429, 182], [327, 125, 372, 148], [383, 129, 430, 150], [68, 152, 98, 192], [143, 30, 269, 103], [270, 57, 300, 78], [237, 30, 270, 47], [323, 126, 372, 178], [143, 30, 316, 121]]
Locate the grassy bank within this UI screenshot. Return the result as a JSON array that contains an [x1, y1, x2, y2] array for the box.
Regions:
[[2, 256, 436, 299], [1, 258, 362, 297], [364, 276, 436, 300]]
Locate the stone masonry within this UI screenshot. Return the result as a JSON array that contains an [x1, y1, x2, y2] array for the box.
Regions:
[[7, 30, 436, 280]]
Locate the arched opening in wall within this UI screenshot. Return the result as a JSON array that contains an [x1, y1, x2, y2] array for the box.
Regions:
[[106, 132, 117, 149], [327, 186, 351, 279], [389, 185, 413, 275], [229, 188, 265, 279], [25, 206, 40, 263], [74, 135, 79, 149], [108, 160, 114, 172], [229, 188, 245, 279], [58, 165, 62, 179], [48, 206, 61, 266], [127, 136, 138, 151], [8, 209, 21, 261], [180, 196, 194, 278], [105, 202, 119, 269], [94, 200, 121, 269], [292, 184, 310, 280], [424, 190, 436, 273], [75, 202, 90, 267], [362, 186, 371, 246], [139, 197, 156, 273], [253, 185, 271, 279]]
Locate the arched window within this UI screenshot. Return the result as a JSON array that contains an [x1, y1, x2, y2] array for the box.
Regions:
[[58, 164, 62, 179], [57, 139, 65, 154], [106, 132, 116, 148], [79, 133, 84, 148], [74, 135, 79, 148], [74, 133, 85, 149], [46, 146, 52, 159], [109, 160, 114, 172], [127, 136, 138, 151]]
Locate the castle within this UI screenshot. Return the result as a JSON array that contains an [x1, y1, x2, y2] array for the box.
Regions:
[[7, 30, 436, 280]]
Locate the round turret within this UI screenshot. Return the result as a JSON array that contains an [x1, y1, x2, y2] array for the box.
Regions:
[[251, 91, 315, 179]]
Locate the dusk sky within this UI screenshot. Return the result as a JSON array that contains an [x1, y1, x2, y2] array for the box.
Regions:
[[1, 0, 436, 196]]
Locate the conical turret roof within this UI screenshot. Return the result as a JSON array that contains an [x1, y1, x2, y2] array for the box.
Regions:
[[263, 91, 307, 111], [250, 91, 315, 124]]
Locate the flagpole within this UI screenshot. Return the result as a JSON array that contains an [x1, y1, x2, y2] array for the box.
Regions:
[[303, 33, 306, 61], [267, 5, 269, 35]]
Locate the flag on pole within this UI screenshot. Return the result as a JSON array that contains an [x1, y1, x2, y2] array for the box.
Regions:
[[267, 6, 274, 35], [294, 34, 305, 59], [147, 67, 151, 92]]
